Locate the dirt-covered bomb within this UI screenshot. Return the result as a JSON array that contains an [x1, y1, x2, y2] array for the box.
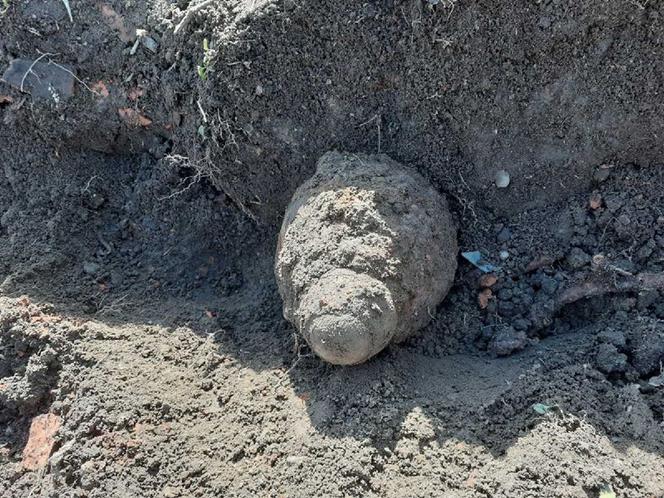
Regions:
[[275, 152, 458, 365]]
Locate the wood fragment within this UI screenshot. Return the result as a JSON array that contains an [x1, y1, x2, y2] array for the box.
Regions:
[[174, 0, 216, 35], [525, 255, 558, 273], [556, 271, 664, 310]]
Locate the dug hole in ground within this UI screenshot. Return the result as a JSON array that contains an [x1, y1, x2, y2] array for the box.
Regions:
[[1, 1, 663, 497]]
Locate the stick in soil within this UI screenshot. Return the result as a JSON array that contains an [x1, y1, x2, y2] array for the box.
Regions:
[[526, 268, 664, 333], [174, 0, 216, 34], [555, 271, 664, 311], [20, 52, 52, 92]]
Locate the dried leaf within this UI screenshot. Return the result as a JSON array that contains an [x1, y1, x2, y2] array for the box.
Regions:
[[92, 81, 110, 98], [118, 107, 152, 127], [127, 86, 144, 101], [479, 273, 498, 288], [478, 289, 492, 309], [589, 193, 602, 210], [99, 4, 135, 43]]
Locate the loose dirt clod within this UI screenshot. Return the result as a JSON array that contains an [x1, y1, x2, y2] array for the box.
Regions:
[[275, 152, 458, 365]]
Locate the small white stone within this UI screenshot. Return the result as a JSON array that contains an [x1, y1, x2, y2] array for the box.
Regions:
[[495, 170, 510, 188], [286, 455, 305, 466], [499, 250, 509, 260]]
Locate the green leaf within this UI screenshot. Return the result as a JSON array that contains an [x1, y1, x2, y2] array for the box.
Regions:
[[532, 403, 552, 415], [599, 484, 616, 498], [197, 65, 207, 80], [203, 37, 209, 52]]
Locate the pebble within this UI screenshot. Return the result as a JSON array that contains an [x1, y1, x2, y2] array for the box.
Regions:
[[594, 343, 627, 374], [593, 167, 611, 183], [86, 192, 106, 210], [286, 455, 306, 466], [596, 329, 626, 349], [497, 288, 513, 300], [604, 195, 624, 212], [637, 290, 659, 311], [495, 170, 510, 188], [497, 300, 516, 317], [499, 250, 510, 260], [83, 262, 100, 275], [162, 486, 180, 498], [637, 242, 654, 260], [142, 36, 159, 53], [540, 276, 559, 295], [512, 318, 531, 331], [538, 16, 552, 29], [496, 227, 512, 243], [566, 247, 591, 269], [488, 327, 527, 356]]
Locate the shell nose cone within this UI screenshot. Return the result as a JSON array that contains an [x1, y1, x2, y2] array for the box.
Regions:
[[307, 314, 374, 365], [298, 269, 398, 365]]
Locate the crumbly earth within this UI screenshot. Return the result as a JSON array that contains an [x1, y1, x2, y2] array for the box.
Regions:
[[1, 1, 664, 497], [275, 152, 457, 364]]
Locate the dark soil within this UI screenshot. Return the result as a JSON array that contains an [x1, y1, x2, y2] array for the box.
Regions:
[[1, 1, 664, 497]]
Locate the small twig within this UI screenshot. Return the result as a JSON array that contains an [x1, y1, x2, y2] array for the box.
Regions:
[[20, 52, 52, 92], [357, 114, 378, 128], [158, 172, 203, 201], [556, 271, 664, 311], [197, 99, 208, 123], [47, 60, 100, 95], [25, 51, 101, 97], [377, 118, 382, 154], [277, 334, 313, 387], [82, 175, 99, 193], [357, 114, 382, 154], [95, 293, 130, 316], [174, 0, 216, 34], [97, 233, 113, 255], [157, 154, 207, 201]]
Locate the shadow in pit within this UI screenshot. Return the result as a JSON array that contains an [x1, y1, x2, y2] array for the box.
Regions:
[[284, 330, 664, 460]]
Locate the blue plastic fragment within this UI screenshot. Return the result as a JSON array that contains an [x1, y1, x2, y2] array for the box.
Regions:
[[461, 251, 497, 273]]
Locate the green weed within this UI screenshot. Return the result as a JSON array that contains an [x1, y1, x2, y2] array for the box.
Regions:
[[197, 38, 211, 81]]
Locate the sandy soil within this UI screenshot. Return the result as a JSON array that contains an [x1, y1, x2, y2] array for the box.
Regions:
[[1, 1, 664, 497]]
